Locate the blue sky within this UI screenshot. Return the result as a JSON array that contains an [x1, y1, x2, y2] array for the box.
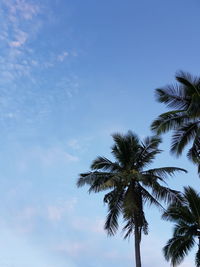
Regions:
[[0, 0, 200, 266]]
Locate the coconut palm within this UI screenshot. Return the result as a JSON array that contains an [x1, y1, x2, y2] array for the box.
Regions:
[[151, 71, 200, 174], [77, 131, 186, 267], [163, 186, 200, 266]]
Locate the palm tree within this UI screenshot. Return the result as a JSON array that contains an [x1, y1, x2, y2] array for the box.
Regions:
[[163, 186, 200, 266], [77, 131, 186, 267], [151, 71, 200, 174]]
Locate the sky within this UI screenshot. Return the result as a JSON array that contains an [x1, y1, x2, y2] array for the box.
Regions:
[[0, 0, 200, 266]]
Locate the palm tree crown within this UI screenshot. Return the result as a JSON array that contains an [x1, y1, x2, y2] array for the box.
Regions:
[[163, 186, 200, 267], [151, 71, 200, 173], [77, 131, 186, 267]]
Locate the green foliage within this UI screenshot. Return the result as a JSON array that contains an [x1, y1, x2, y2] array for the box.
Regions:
[[163, 186, 200, 266], [77, 131, 186, 240], [151, 71, 200, 174]]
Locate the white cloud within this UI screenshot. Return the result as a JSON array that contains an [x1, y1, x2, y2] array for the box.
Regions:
[[47, 206, 63, 221], [55, 241, 89, 257], [103, 250, 131, 261], [67, 139, 81, 150], [0, 225, 76, 267], [91, 218, 105, 234], [0, 0, 80, 124], [17, 207, 37, 220], [16, 145, 79, 173], [47, 198, 77, 222], [11, 206, 38, 234], [55, 76, 79, 98], [57, 51, 69, 62], [4, 0, 40, 21], [9, 29, 28, 48], [72, 216, 105, 234], [0, 0, 41, 84], [37, 147, 79, 166]]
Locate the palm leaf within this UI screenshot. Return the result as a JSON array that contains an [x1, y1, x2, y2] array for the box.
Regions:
[[104, 188, 124, 236], [77, 171, 115, 193], [151, 110, 189, 134], [163, 235, 195, 266], [155, 85, 189, 110], [136, 136, 162, 168], [176, 71, 200, 97], [162, 204, 195, 225], [173, 222, 197, 237], [187, 128, 200, 163], [187, 94, 200, 118], [91, 156, 121, 171], [183, 187, 200, 221], [149, 181, 181, 204], [142, 167, 187, 179], [195, 245, 200, 267], [113, 131, 142, 167], [171, 122, 199, 155], [139, 185, 164, 210]]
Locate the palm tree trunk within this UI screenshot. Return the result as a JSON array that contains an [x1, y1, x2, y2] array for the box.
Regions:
[[134, 221, 142, 267]]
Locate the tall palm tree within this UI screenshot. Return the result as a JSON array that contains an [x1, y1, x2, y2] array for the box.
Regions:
[[163, 186, 200, 266], [77, 131, 186, 267], [151, 71, 200, 174]]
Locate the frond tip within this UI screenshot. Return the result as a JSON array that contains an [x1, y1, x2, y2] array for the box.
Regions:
[[163, 186, 200, 266]]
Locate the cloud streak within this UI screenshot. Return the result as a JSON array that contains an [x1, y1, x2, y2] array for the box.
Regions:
[[47, 198, 77, 222], [0, 0, 79, 128]]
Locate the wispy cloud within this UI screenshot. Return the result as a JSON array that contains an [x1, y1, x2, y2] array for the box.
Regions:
[[57, 51, 69, 62], [47, 198, 77, 222], [0, 0, 41, 82], [67, 139, 81, 150], [71, 216, 105, 234], [9, 29, 28, 48], [0, 0, 79, 127], [5, 197, 78, 234], [56, 241, 88, 257], [0, 224, 76, 267], [9, 206, 38, 234], [103, 250, 132, 261], [16, 145, 79, 172], [3, 0, 40, 21], [36, 146, 79, 166]]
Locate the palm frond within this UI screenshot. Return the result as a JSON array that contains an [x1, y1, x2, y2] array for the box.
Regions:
[[176, 71, 200, 97], [142, 136, 162, 150], [195, 245, 200, 267], [162, 204, 195, 225], [171, 122, 199, 155], [187, 128, 200, 164], [151, 110, 189, 134], [163, 186, 200, 266], [142, 167, 187, 179], [163, 235, 195, 266], [150, 182, 182, 204], [122, 217, 136, 239], [91, 156, 121, 172], [155, 85, 189, 110], [104, 188, 124, 236], [77, 171, 115, 193], [183, 186, 200, 221], [111, 131, 140, 168], [77, 172, 97, 187], [187, 94, 200, 118], [139, 185, 164, 210], [173, 222, 197, 237], [122, 184, 148, 239], [136, 136, 162, 168]]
